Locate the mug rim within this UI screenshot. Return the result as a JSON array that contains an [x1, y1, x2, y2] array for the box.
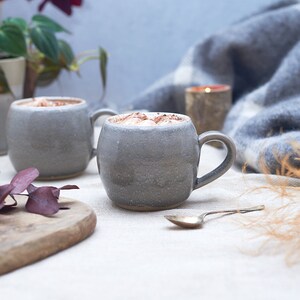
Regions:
[[186, 84, 231, 93], [106, 112, 191, 128], [11, 97, 86, 110]]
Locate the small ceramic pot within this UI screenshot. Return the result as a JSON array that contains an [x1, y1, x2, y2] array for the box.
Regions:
[[6, 97, 116, 179], [97, 112, 236, 211]]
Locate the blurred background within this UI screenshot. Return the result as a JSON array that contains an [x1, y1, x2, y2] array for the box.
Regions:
[[1, 0, 274, 110]]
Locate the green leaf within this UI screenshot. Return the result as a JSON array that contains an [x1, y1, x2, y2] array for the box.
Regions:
[[58, 39, 74, 67], [75, 48, 108, 101], [36, 68, 61, 87], [30, 26, 59, 63], [99, 47, 108, 91], [3, 18, 27, 32], [0, 24, 27, 57], [32, 14, 71, 34]]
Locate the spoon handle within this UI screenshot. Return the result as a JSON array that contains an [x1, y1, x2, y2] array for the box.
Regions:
[[203, 205, 265, 218]]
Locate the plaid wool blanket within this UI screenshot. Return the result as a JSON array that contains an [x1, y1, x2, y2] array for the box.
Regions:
[[125, 0, 300, 177]]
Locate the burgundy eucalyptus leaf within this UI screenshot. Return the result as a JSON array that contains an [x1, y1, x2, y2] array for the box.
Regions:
[[27, 183, 38, 194], [59, 185, 79, 190], [10, 167, 40, 194], [27, 183, 54, 194], [0, 184, 14, 209], [25, 186, 60, 216], [51, 184, 79, 198], [52, 188, 60, 198], [1, 167, 79, 216]]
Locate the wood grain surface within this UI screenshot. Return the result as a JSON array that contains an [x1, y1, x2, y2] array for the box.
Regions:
[[0, 197, 97, 275]]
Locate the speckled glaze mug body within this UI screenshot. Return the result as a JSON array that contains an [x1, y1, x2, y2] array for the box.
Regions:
[[6, 97, 115, 179], [97, 113, 236, 211], [0, 94, 13, 155]]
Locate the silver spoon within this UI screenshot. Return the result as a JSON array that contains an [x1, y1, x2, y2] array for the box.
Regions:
[[164, 205, 265, 229]]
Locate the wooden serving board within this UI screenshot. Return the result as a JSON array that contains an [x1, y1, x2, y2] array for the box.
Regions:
[[0, 197, 97, 275]]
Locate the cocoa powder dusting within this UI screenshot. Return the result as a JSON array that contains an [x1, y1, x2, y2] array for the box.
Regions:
[[22, 98, 78, 107], [110, 112, 184, 126]]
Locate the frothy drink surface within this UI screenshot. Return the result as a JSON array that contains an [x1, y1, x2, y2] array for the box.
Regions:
[[110, 112, 184, 126], [21, 98, 78, 107]]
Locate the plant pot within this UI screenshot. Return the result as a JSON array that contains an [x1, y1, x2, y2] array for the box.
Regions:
[[0, 57, 26, 155]]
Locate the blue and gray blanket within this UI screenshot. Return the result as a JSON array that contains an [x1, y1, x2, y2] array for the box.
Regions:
[[125, 0, 300, 177]]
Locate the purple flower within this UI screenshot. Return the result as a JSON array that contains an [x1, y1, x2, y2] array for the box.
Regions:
[[37, 0, 83, 15], [1, 1, 83, 15]]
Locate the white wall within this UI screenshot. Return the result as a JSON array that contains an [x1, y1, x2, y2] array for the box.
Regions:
[[2, 0, 274, 110]]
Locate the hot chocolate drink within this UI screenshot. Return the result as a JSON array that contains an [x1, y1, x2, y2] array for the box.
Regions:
[[98, 111, 236, 211], [7, 96, 116, 179], [21, 98, 79, 107], [110, 112, 184, 126]]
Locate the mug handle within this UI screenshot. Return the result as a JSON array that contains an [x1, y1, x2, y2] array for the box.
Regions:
[[193, 131, 236, 190], [90, 108, 117, 158]]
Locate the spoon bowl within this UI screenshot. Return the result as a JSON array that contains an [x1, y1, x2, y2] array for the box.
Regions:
[[165, 205, 265, 229], [165, 215, 202, 228]]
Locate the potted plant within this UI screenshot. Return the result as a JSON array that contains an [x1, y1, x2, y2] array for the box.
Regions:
[[0, 14, 107, 98]]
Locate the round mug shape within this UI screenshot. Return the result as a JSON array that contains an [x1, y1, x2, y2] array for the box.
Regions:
[[0, 93, 14, 155], [6, 97, 115, 179], [97, 112, 236, 211]]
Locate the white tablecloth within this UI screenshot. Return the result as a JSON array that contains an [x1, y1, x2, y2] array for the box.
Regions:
[[0, 131, 300, 300]]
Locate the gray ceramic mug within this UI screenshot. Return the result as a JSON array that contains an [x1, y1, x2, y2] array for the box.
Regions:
[[97, 112, 236, 211], [0, 94, 13, 155], [6, 97, 116, 179]]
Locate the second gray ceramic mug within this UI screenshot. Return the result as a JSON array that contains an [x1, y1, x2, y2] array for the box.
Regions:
[[97, 112, 236, 211], [6, 97, 116, 179]]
